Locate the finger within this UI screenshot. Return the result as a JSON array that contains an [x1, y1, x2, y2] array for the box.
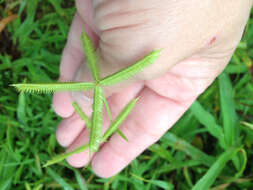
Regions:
[[56, 113, 86, 148], [76, 0, 100, 35], [53, 11, 98, 117], [56, 104, 92, 147], [56, 72, 94, 147], [65, 117, 109, 168], [65, 128, 91, 168], [65, 82, 144, 168], [91, 87, 195, 178], [52, 14, 85, 118], [56, 81, 142, 150]]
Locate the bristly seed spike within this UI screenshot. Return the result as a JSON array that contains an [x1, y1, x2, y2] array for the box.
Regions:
[[99, 50, 162, 86], [11, 82, 95, 94], [11, 27, 162, 167], [81, 28, 100, 82]]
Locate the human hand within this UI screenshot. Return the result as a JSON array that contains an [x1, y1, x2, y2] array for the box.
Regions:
[[53, 0, 252, 178]]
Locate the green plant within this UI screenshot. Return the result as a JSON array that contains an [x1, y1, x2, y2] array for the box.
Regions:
[[1, 1, 253, 188], [12, 29, 162, 167]]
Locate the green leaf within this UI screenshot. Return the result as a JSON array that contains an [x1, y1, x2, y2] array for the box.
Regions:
[[116, 129, 129, 142], [89, 86, 104, 153], [81, 30, 99, 82], [102, 98, 138, 142], [241, 121, 253, 130], [163, 133, 214, 167], [72, 102, 91, 129], [131, 173, 174, 190], [234, 148, 247, 179], [43, 144, 89, 167], [99, 50, 161, 86], [149, 180, 174, 190], [149, 144, 174, 162], [190, 101, 225, 147], [74, 169, 88, 190], [183, 167, 194, 188], [192, 146, 242, 190], [11, 82, 95, 93], [33, 184, 43, 190], [218, 72, 238, 147], [0, 177, 13, 190], [48, 0, 65, 17], [17, 91, 26, 124], [47, 168, 74, 190], [25, 183, 32, 190], [35, 154, 42, 177], [157, 160, 201, 174]]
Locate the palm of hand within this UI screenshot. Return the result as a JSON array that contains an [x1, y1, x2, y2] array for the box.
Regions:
[[54, 58, 232, 178], [53, 0, 251, 177]]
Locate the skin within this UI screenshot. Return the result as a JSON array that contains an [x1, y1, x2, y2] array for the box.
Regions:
[[53, 0, 253, 178]]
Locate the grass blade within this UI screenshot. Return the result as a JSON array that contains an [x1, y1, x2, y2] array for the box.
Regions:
[[43, 144, 89, 167], [234, 148, 247, 179], [0, 177, 13, 190], [149, 144, 174, 162], [241, 121, 253, 130], [116, 129, 129, 142], [17, 78, 27, 124], [99, 50, 161, 86], [190, 101, 225, 147], [218, 72, 238, 147], [89, 86, 104, 152], [102, 98, 138, 142], [11, 82, 95, 93], [163, 133, 215, 167], [157, 160, 202, 174], [81, 30, 99, 82], [25, 183, 32, 190], [72, 102, 91, 129], [192, 146, 242, 190], [74, 169, 88, 190], [47, 168, 74, 190]]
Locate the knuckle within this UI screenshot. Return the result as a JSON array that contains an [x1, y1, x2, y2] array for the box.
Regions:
[[132, 118, 162, 141], [107, 140, 131, 163], [94, 0, 151, 32]]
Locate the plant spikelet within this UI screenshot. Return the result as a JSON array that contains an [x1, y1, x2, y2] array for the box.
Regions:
[[89, 86, 104, 153], [72, 102, 91, 129], [99, 50, 161, 86], [11, 82, 95, 94], [81, 30, 100, 82], [43, 144, 89, 167], [102, 98, 138, 142]]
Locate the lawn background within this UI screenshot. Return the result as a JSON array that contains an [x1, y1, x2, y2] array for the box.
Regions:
[[0, 1, 253, 189]]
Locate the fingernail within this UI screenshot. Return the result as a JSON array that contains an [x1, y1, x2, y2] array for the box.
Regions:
[[71, 91, 93, 107], [58, 75, 71, 82]]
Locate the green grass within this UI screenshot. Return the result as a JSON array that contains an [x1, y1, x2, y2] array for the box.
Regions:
[[0, 1, 253, 189]]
